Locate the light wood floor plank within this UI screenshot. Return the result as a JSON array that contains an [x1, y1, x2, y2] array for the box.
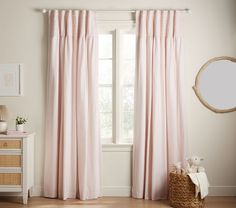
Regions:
[[0, 196, 235, 207]]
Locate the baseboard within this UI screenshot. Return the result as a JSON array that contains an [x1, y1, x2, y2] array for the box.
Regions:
[[209, 186, 236, 196], [2, 185, 235, 197], [31, 185, 43, 196], [102, 186, 131, 196], [15, 186, 132, 197], [101, 186, 236, 197]]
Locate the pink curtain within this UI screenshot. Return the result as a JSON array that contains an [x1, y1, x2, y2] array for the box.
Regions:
[[44, 10, 101, 200], [132, 10, 186, 200]]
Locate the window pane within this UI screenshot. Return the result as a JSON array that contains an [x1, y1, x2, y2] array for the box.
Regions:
[[120, 32, 135, 144], [99, 34, 112, 59], [122, 34, 135, 59], [121, 111, 133, 141], [100, 112, 112, 139], [122, 86, 134, 112], [99, 60, 112, 85], [99, 87, 112, 112], [121, 60, 135, 85]]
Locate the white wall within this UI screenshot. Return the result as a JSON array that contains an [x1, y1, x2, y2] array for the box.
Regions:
[[0, 0, 236, 197]]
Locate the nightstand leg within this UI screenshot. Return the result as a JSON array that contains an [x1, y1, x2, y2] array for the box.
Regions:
[[23, 191, 28, 204]]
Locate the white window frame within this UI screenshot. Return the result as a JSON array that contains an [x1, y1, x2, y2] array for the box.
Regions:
[[98, 30, 114, 144], [97, 14, 135, 146]]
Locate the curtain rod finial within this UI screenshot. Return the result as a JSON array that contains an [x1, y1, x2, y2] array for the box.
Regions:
[[42, 9, 47, 13]]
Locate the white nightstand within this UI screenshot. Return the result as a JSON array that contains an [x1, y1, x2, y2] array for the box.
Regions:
[[0, 132, 34, 204]]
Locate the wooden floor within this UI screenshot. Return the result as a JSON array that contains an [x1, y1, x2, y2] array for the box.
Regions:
[[0, 196, 235, 208]]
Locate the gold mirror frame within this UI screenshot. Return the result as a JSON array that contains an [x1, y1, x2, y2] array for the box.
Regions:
[[193, 56, 236, 113]]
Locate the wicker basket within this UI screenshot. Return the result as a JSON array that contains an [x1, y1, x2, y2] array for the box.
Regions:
[[169, 172, 205, 208]]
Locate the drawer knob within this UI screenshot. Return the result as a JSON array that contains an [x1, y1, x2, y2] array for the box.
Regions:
[[3, 142, 8, 147]]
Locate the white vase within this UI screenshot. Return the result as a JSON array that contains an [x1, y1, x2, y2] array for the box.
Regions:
[[0, 121, 8, 133], [16, 124, 24, 132]]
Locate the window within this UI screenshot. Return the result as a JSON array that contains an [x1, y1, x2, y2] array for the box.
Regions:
[[98, 33, 113, 144], [98, 29, 135, 144]]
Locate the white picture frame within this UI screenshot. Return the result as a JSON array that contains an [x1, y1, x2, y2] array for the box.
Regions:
[[0, 64, 23, 96]]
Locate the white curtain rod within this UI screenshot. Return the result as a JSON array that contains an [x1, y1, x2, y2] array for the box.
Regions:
[[40, 8, 191, 14]]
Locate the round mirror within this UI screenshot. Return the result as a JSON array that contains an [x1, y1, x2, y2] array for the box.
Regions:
[[193, 56, 236, 113]]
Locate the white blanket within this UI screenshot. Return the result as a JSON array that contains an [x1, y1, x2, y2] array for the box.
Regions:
[[188, 172, 209, 199]]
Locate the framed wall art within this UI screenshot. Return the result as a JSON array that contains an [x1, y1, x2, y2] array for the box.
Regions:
[[0, 64, 23, 96]]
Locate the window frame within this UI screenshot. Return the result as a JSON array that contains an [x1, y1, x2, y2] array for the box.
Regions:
[[98, 21, 135, 145]]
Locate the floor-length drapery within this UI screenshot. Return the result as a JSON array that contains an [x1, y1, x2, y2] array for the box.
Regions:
[[132, 10, 186, 200], [44, 10, 101, 200]]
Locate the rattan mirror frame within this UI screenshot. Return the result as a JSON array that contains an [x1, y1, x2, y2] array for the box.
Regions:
[[193, 56, 236, 113]]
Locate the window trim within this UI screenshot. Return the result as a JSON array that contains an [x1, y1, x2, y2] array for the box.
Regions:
[[102, 143, 133, 152], [114, 29, 120, 144], [98, 23, 135, 145]]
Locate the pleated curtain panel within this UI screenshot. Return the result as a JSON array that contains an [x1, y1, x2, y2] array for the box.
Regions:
[[44, 10, 101, 200], [132, 10, 186, 200], [43, 9, 186, 201]]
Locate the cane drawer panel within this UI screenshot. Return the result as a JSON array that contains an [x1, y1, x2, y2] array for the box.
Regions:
[[0, 140, 21, 149], [0, 173, 21, 185], [0, 155, 21, 167]]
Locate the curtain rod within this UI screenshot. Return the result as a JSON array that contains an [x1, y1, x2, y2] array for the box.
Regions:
[[40, 8, 191, 14]]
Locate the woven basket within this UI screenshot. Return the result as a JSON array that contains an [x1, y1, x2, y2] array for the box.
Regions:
[[169, 172, 205, 208]]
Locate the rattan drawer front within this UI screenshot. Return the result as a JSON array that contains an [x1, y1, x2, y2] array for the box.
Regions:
[[0, 173, 21, 185], [0, 155, 21, 167], [0, 140, 21, 149]]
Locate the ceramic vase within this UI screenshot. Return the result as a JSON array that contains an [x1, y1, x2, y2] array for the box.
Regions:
[[16, 124, 24, 132]]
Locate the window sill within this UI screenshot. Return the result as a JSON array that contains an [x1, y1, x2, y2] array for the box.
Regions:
[[102, 143, 133, 152]]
